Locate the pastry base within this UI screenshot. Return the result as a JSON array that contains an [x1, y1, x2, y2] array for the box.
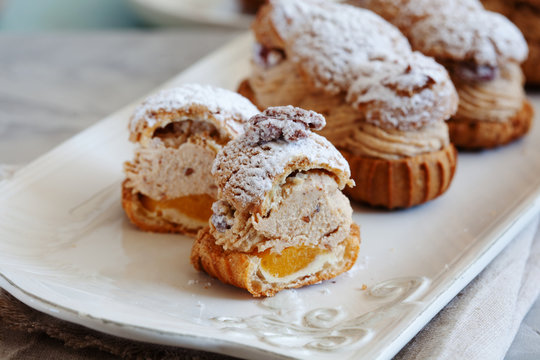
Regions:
[[343, 144, 458, 209], [121, 180, 207, 236], [448, 99, 533, 150], [190, 223, 361, 297]]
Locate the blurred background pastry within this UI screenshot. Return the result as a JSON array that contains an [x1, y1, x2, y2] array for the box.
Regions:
[[240, 0, 265, 13], [122, 84, 258, 236], [350, 0, 534, 150], [480, 0, 540, 86], [239, 0, 458, 208], [191, 106, 360, 296]]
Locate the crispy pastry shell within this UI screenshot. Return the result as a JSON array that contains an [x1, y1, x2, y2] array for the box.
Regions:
[[343, 144, 458, 209], [448, 99, 533, 150], [121, 180, 204, 236], [190, 223, 361, 297]]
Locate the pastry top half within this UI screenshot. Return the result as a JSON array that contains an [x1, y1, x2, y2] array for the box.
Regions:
[[351, 0, 528, 75], [252, 0, 458, 132], [212, 105, 353, 216], [129, 83, 260, 147], [210, 106, 354, 254]]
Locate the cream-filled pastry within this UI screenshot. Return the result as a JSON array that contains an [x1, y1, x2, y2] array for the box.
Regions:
[[238, 0, 458, 208], [191, 106, 360, 297], [122, 84, 259, 236], [350, 0, 534, 149]]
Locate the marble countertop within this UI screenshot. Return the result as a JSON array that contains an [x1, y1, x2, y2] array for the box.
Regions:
[[0, 30, 539, 359]]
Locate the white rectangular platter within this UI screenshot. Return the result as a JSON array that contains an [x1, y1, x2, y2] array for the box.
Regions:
[[1, 34, 540, 360]]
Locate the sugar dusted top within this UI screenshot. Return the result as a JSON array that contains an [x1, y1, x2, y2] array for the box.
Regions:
[[266, 0, 411, 95], [254, 0, 458, 130], [244, 106, 325, 144], [349, 0, 483, 30], [352, 0, 528, 67], [410, 10, 528, 67], [129, 84, 259, 143], [212, 106, 352, 214], [347, 52, 458, 130]]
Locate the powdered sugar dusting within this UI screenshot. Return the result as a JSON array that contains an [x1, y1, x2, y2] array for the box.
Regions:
[[262, 0, 458, 129], [352, 0, 528, 66], [410, 10, 528, 66], [270, 0, 411, 95], [212, 107, 351, 212], [350, 0, 483, 30], [244, 106, 326, 144], [347, 52, 458, 130], [129, 84, 259, 137]]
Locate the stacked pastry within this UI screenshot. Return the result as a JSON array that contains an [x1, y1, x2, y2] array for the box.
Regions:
[[480, 0, 540, 85], [350, 0, 533, 149], [122, 84, 259, 236], [191, 106, 360, 297], [238, 0, 459, 209]]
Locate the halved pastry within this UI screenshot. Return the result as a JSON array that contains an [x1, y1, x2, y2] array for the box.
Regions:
[[190, 106, 360, 297], [239, 0, 459, 208], [122, 84, 259, 236], [350, 0, 533, 149]]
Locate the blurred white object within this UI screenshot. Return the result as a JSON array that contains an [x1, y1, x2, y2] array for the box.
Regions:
[[128, 0, 255, 28], [0, 164, 20, 181]]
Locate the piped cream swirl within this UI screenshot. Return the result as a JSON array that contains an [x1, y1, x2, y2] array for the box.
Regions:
[[453, 62, 525, 122], [250, 59, 450, 160]]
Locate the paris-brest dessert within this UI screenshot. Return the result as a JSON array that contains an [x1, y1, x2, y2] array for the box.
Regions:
[[122, 84, 259, 236], [191, 106, 361, 297], [349, 0, 533, 149], [238, 0, 459, 208]]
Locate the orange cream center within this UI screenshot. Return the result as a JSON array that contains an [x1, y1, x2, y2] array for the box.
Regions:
[[259, 246, 328, 278], [140, 194, 214, 222]]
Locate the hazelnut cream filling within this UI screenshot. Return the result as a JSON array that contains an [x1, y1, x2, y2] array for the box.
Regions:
[[125, 119, 222, 201], [250, 51, 315, 109], [452, 62, 525, 123], [210, 171, 352, 254], [323, 121, 450, 160], [250, 56, 449, 160]]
